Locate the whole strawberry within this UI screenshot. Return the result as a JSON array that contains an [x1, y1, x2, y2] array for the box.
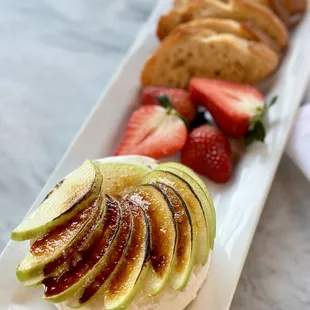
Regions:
[[181, 125, 232, 183], [142, 86, 197, 121]]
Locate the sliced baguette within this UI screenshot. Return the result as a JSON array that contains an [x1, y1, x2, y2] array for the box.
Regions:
[[173, 18, 280, 52], [174, 0, 307, 15], [249, 0, 307, 15], [278, 0, 307, 14], [173, 18, 258, 41], [142, 28, 279, 88], [157, 0, 289, 50]]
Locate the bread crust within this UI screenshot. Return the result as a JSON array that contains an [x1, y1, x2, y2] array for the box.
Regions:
[[142, 28, 279, 88], [173, 18, 258, 41], [159, 0, 289, 50], [245, 0, 307, 14], [174, 0, 307, 15], [173, 18, 280, 52]]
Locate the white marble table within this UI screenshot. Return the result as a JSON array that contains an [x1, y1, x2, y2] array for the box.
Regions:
[[0, 1, 309, 309]]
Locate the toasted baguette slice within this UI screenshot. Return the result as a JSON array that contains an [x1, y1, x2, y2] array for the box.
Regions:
[[157, 0, 289, 50], [174, 18, 257, 41], [249, 0, 307, 26], [175, 0, 307, 15], [141, 28, 279, 88], [279, 0, 307, 14], [173, 18, 280, 52], [248, 0, 290, 25], [250, 0, 307, 15]]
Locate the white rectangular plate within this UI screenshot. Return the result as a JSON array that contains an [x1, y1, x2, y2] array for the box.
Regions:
[[1, 1, 310, 309]]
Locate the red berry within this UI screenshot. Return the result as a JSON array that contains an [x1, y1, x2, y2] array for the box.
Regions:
[[142, 86, 197, 121], [181, 125, 232, 183], [115, 105, 187, 159], [189, 78, 268, 140]]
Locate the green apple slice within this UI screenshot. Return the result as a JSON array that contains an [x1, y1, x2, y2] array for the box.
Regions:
[[123, 184, 177, 296], [43, 196, 122, 303], [104, 202, 150, 310], [98, 162, 151, 196], [142, 170, 209, 265], [42, 197, 106, 278], [11, 160, 103, 241], [70, 199, 134, 307], [155, 182, 195, 291], [157, 162, 216, 247], [23, 275, 46, 287], [16, 197, 105, 282], [156, 163, 216, 249], [39, 199, 106, 286]]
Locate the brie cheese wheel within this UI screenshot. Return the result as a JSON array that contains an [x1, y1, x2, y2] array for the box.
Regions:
[[56, 257, 211, 310], [55, 156, 212, 310]]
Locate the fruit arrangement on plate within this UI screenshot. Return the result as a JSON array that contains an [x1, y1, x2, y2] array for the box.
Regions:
[[115, 0, 307, 183], [12, 156, 216, 310], [116, 79, 277, 183], [10, 1, 308, 310]]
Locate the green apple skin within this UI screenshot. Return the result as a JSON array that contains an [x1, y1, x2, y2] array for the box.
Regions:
[[142, 170, 209, 265], [43, 197, 122, 304], [123, 184, 177, 296], [157, 162, 216, 247], [104, 202, 150, 310], [156, 164, 216, 250], [154, 182, 195, 291], [98, 162, 151, 196], [11, 160, 103, 241], [16, 197, 106, 282]]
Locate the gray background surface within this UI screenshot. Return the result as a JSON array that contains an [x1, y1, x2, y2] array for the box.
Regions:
[[0, 1, 309, 309]]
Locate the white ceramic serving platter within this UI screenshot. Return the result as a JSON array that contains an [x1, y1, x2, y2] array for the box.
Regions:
[[1, 1, 310, 309]]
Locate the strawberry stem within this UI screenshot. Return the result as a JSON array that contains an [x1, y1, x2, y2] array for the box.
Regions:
[[156, 95, 173, 113], [268, 96, 278, 108], [156, 95, 189, 129], [245, 95, 278, 146], [245, 121, 266, 146]]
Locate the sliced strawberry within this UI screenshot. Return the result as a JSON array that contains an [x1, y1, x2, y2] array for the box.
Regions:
[[115, 103, 187, 159], [142, 86, 197, 121], [189, 78, 276, 143], [181, 125, 232, 183]]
